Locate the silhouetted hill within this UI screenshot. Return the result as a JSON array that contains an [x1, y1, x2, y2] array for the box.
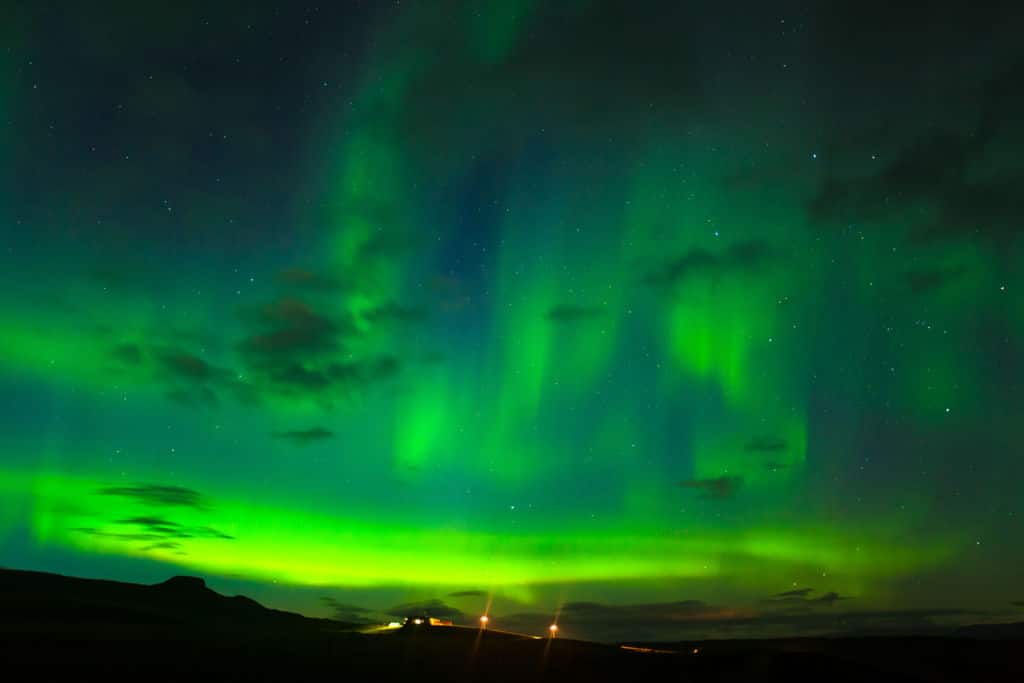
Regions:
[[626, 636, 1024, 683], [1, 568, 1020, 682], [0, 567, 345, 631], [954, 621, 1024, 639]]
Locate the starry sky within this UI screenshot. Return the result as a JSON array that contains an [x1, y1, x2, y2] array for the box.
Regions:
[[2, 1, 1023, 641]]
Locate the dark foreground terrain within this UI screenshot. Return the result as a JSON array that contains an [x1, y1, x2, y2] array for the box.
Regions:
[[1, 569, 1019, 682]]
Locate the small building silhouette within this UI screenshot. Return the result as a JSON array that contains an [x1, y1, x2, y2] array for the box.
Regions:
[[401, 614, 453, 629]]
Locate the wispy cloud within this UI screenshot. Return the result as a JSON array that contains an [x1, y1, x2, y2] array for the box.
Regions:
[[321, 597, 378, 624], [237, 297, 403, 398], [545, 304, 604, 323], [387, 599, 464, 621], [110, 343, 143, 365], [745, 436, 787, 453], [272, 427, 334, 444], [765, 588, 852, 607], [240, 298, 344, 361], [809, 117, 1024, 247], [645, 241, 773, 288], [364, 301, 428, 324], [98, 484, 205, 509], [74, 516, 233, 557], [115, 516, 233, 540]]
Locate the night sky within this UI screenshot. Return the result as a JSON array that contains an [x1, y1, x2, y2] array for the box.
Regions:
[[2, 1, 1023, 641]]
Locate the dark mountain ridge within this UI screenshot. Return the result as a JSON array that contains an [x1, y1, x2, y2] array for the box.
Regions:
[[0, 567, 343, 630], [1, 567, 1020, 682]]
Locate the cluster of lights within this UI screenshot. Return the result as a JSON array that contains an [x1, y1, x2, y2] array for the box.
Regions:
[[403, 612, 559, 639]]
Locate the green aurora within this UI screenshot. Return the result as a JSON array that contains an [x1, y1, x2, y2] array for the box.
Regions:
[[1, 1, 1022, 640]]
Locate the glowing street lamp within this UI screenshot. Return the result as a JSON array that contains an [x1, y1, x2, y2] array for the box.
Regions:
[[548, 624, 559, 638], [479, 615, 489, 629]]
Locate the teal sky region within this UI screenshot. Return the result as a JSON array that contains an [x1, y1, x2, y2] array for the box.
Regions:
[[1, 1, 1023, 641]]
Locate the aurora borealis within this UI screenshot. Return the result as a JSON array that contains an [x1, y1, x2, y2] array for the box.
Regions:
[[2, 1, 1023, 641]]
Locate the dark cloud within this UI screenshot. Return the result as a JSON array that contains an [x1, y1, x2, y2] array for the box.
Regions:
[[678, 475, 742, 500], [905, 266, 967, 294], [110, 343, 142, 365], [117, 516, 183, 536], [320, 597, 368, 611], [766, 588, 852, 607], [448, 590, 487, 598], [266, 356, 401, 395], [98, 484, 205, 509], [273, 427, 334, 444], [111, 341, 248, 406], [140, 541, 182, 551], [191, 525, 234, 540], [545, 304, 604, 323], [73, 528, 167, 543], [237, 298, 405, 397], [809, 123, 1024, 246], [387, 599, 464, 621], [399, 0, 702, 152], [321, 597, 377, 624], [74, 516, 233, 553], [276, 268, 344, 292], [115, 516, 233, 540], [920, 174, 1024, 245], [236, 298, 403, 397], [644, 241, 773, 288], [331, 355, 401, 388], [976, 58, 1024, 143], [745, 436, 787, 453], [72, 507, 234, 558], [812, 592, 849, 606], [268, 364, 332, 392], [159, 351, 220, 381], [146, 346, 254, 407], [363, 302, 428, 324], [240, 298, 344, 361]]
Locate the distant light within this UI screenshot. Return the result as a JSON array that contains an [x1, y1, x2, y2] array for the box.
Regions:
[[413, 618, 423, 625], [692, 648, 700, 654], [480, 615, 489, 624], [549, 624, 559, 636]]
